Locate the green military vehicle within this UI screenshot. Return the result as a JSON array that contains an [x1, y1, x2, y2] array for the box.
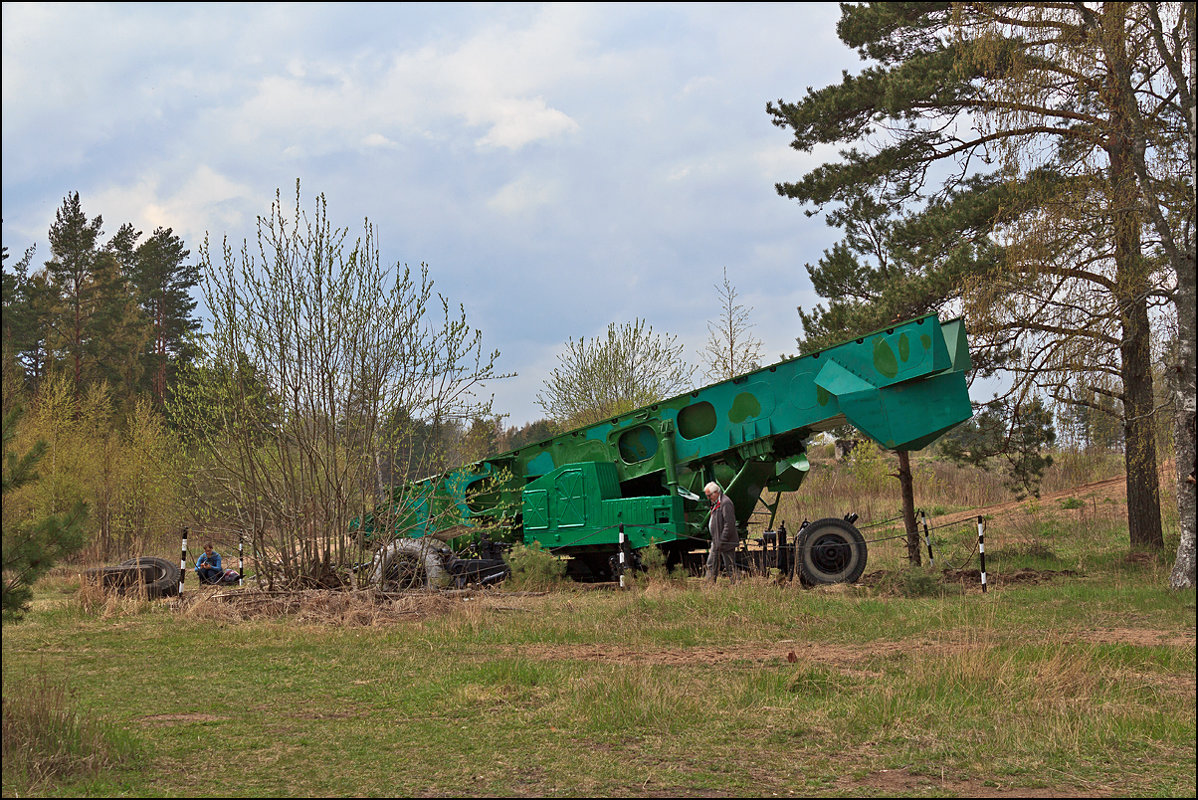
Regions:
[[361, 314, 973, 587]]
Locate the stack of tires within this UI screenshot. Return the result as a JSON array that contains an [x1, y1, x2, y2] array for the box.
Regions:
[[84, 557, 179, 598]]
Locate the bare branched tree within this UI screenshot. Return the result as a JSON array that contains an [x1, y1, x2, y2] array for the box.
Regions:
[[177, 182, 505, 589], [702, 267, 764, 383]]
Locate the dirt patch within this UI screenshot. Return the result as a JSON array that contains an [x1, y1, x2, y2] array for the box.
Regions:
[[941, 567, 1079, 585], [139, 713, 226, 726], [1071, 626, 1196, 648], [492, 639, 961, 668], [285, 709, 368, 720], [858, 567, 1078, 593], [486, 624, 1194, 669], [178, 588, 459, 625], [845, 768, 1113, 797]]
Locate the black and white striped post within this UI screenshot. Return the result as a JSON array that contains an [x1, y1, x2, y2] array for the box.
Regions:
[[920, 510, 935, 568], [238, 534, 244, 587], [618, 524, 626, 589], [977, 516, 987, 593], [179, 526, 189, 598]]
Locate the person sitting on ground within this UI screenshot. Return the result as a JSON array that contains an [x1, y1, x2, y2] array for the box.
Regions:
[[195, 544, 223, 584]]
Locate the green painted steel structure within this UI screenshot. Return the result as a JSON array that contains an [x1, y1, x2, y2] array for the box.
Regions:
[[365, 314, 973, 558]]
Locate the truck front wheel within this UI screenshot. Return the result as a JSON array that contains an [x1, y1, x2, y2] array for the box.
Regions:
[[368, 538, 450, 589]]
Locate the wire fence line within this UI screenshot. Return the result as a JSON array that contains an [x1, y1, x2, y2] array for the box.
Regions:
[[187, 505, 998, 584]]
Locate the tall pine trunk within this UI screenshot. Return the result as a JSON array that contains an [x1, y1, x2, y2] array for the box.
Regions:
[[1108, 22, 1164, 551]]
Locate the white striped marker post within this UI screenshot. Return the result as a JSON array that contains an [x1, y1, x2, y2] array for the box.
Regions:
[[977, 516, 987, 593], [920, 511, 935, 568], [238, 534, 244, 587], [618, 524, 626, 589], [179, 527, 188, 598]]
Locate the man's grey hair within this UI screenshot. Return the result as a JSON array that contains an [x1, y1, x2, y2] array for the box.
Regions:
[[703, 482, 722, 495]]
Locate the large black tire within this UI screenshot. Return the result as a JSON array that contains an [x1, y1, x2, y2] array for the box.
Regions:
[[796, 518, 868, 586], [83, 565, 140, 589], [117, 556, 180, 598], [369, 539, 450, 589]]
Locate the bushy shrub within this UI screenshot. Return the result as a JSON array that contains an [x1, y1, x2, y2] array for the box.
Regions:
[[637, 542, 668, 581], [848, 439, 889, 492], [503, 541, 566, 591]]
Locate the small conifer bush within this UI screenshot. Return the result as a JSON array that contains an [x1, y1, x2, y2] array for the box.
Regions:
[[503, 541, 567, 591]]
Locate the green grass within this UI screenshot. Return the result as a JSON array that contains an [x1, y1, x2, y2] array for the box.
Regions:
[[2, 517, 1195, 798]]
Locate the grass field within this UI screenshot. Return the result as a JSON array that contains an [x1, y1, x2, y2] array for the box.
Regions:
[[3, 540, 1194, 796], [3, 454, 1194, 798]]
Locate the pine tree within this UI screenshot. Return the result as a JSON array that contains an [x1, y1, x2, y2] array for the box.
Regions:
[[2, 241, 56, 398], [131, 227, 199, 406], [3, 240, 35, 405], [2, 403, 87, 620], [768, 2, 1187, 552], [81, 250, 150, 408], [44, 193, 104, 396]]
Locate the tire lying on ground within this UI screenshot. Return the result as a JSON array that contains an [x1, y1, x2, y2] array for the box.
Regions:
[[83, 556, 179, 598], [119, 557, 180, 598], [368, 538, 450, 589], [796, 518, 868, 586]]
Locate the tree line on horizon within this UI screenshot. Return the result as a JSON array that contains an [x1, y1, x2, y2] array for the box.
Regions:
[[3, 193, 200, 415]]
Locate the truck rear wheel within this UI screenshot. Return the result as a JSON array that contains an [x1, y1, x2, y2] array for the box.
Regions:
[[797, 518, 867, 586]]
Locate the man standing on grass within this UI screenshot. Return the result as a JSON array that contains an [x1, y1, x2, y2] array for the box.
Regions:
[[195, 544, 222, 584], [704, 482, 738, 583]]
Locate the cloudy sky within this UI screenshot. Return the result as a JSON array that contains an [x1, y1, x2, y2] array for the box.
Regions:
[[3, 2, 868, 425]]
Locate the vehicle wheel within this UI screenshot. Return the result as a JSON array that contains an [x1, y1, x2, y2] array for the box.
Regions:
[[369, 539, 449, 589], [117, 556, 180, 598], [796, 518, 867, 586]]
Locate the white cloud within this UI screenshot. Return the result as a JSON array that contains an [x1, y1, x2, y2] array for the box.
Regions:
[[473, 97, 579, 150], [361, 133, 399, 149], [486, 175, 560, 216], [88, 166, 255, 247], [667, 165, 693, 182]]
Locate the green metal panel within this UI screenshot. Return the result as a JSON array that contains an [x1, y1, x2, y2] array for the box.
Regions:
[[516, 461, 683, 550], [524, 490, 549, 531], [554, 469, 587, 528]]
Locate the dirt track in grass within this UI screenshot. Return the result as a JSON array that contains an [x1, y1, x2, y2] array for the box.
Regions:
[[479, 625, 1195, 669]]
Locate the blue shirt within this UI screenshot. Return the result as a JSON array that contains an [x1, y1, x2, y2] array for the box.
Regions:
[[195, 551, 222, 572]]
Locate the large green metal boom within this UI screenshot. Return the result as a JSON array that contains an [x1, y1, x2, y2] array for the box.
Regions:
[[374, 314, 973, 559]]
